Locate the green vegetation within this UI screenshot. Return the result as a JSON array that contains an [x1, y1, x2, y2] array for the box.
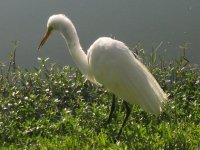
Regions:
[[0, 47, 199, 149]]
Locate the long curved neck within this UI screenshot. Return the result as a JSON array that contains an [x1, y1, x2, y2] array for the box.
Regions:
[[60, 22, 89, 77]]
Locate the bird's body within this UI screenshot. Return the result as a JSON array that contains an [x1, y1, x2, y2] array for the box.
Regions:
[[38, 14, 168, 139], [88, 37, 165, 114]]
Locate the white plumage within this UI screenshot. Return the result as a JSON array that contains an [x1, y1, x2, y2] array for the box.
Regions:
[[88, 37, 166, 115], [38, 14, 168, 138]]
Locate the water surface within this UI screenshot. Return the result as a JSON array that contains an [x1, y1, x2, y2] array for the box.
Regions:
[[0, 0, 199, 68]]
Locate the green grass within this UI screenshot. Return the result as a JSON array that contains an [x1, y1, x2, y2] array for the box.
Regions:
[[0, 49, 199, 149]]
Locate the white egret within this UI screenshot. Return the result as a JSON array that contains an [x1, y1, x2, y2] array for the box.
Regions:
[[38, 14, 168, 139]]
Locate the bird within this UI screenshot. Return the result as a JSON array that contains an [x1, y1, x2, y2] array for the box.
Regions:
[[38, 14, 168, 140]]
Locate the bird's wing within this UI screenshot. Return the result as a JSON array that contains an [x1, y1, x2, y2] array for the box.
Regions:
[[88, 37, 167, 115]]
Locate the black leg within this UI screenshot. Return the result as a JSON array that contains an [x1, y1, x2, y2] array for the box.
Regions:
[[116, 100, 131, 140], [107, 94, 116, 124]]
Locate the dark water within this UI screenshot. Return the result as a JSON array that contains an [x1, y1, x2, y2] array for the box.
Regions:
[[0, 0, 199, 68]]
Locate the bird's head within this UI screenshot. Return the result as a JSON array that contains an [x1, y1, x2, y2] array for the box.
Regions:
[[38, 14, 70, 50]]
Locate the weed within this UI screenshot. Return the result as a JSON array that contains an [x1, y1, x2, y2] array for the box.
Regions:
[[0, 45, 199, 149]]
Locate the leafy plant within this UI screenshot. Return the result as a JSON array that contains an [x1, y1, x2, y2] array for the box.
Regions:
[[0, 46, 199, 149]]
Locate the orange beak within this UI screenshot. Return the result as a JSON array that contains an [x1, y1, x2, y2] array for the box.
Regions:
[[38, 28, 52, 50]]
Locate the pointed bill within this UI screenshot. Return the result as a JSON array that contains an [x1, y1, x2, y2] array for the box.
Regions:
[[38, 28, 52, 50]]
